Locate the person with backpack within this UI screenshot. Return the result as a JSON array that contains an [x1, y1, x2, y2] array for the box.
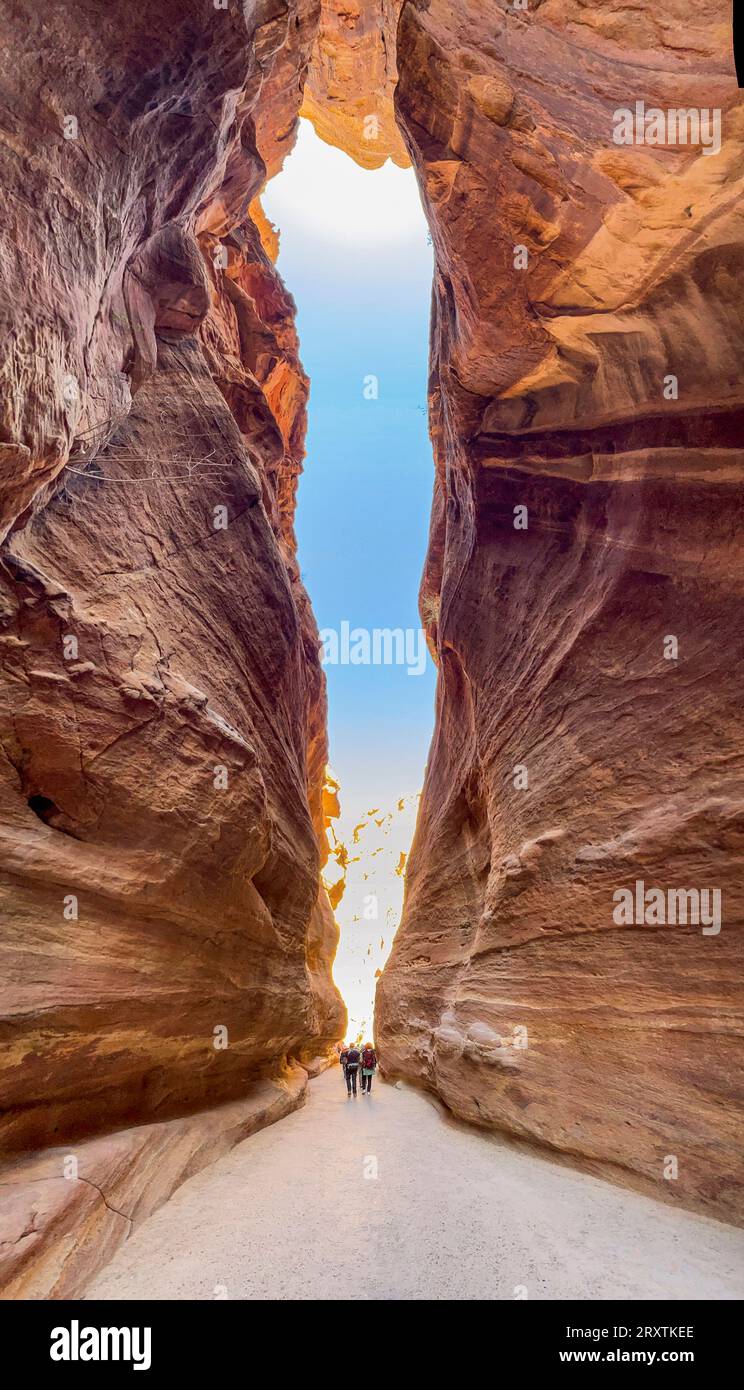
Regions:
[[360, 1042, 377, 1094], [339, 1044, 350, 1087], [344, 1043, 361, 1096]]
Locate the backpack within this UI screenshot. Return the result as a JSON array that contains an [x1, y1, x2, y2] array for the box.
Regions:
[[346, 1048, 360, 1068], [362, 1048, 376, 1069]]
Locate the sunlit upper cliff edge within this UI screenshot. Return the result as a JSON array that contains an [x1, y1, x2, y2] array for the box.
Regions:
[[322, 772, 418, 1042], [301, 0, 408, 169]]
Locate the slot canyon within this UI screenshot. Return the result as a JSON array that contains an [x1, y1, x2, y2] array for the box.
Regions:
[[0, 0, 743, 1301]]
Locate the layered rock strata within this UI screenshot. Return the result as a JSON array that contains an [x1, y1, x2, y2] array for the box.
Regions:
[[0, 0, 344, 1190], [376, 0, 744, 1224], [0, 1063, 307, 1300]]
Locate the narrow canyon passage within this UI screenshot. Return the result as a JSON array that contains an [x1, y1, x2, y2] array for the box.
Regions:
[[263, 122, 435, 1039], [88, 1071, 744, 1301], [1, 0, 742, 1311]]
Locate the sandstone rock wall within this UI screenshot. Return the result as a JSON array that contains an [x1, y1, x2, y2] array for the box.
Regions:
[[376, 0, 744, 1223], [302, 0, 408, 168], [1, 1062, 308, 1300], [0, 0, 344, 1160]]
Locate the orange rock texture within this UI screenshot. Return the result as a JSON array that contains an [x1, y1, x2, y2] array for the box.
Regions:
[[376, 1, 744, 1223], [0, 0, 345, 1169], [302, 0, 408, 169]]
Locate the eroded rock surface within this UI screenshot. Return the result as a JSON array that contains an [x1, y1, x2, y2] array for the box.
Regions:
[[302, 0, 408, 168], [0, 1063, 308, 1300], [376, 0, 744, 1223], [0, 0, 344, 1172]]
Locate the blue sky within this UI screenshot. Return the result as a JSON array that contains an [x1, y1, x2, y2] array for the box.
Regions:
[[264, 120, 436, 823]]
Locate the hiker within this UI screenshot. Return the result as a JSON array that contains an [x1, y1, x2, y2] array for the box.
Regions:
[[344, 1043, 361, 1096], [360, 1042, 377, 1094], [339, 1044, 350, 1085]]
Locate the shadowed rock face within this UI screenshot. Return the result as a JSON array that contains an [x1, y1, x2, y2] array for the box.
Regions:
[[376, 1, 744, 1223], [0, 0, 345, 1155]]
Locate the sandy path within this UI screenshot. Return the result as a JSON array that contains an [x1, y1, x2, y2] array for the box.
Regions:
[[88, 1070, 744, 1300]]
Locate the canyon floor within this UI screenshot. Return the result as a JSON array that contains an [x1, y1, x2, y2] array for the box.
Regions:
[[87, 1070, 744, 1301]]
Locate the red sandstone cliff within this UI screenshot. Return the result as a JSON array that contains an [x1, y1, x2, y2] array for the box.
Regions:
[[376, 0, 744, 1224], [0, 0, 344, 1171]]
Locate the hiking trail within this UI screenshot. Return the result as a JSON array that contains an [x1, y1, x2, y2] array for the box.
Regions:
[[88, 1069, 744, 1301]]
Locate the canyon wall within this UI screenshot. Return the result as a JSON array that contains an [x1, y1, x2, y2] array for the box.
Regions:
[[376, 0, 744, 1223], [0, 0, 345, 1183]]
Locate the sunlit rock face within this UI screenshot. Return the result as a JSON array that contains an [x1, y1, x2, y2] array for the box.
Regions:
[[302, 0, 408, 169], [376, 0, 744, 1223], [0, 0, 344, 1158], [324, 788, 419, 1042]]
